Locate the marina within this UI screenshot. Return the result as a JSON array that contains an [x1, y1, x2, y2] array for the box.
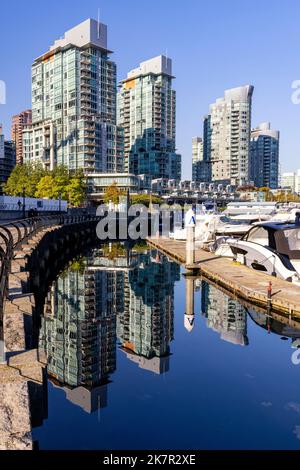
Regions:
[[147, 236, 300, 317]]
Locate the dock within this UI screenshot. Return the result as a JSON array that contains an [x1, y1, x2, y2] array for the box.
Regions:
[[147, 237, 300, 317]]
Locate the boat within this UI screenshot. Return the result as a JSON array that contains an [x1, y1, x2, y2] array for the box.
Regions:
[[215, 213, 300, 284], [170, 211, 252, 244]]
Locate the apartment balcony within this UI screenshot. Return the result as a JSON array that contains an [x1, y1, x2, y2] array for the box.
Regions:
[[84, 149, 96, 157], [81, 68, 92, 76]]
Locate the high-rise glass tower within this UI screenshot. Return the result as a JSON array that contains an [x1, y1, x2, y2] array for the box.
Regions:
[[117, 55, 181, 181], [205, 85, 254, 186], [23, 19, 124, 174], [250, 122, 279, 189]]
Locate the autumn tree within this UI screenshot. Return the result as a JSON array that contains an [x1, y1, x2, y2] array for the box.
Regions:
[[103, 182, 126, 205]]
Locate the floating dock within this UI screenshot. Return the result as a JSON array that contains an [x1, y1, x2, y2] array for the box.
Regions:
[[147, 237, 300, 317]]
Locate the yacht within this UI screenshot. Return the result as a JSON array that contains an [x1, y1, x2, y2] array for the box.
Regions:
[[215, 214, 300, 284], [171, 212, 251, 244]]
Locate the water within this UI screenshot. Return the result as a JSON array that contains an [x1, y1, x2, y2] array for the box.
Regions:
[[32, 244, 300, 450]]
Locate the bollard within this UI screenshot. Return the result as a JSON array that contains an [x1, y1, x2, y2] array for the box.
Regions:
[[184, 276, 195, 332]]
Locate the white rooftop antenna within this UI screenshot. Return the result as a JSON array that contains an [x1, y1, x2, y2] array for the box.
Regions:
[[97, 8, 101, 39]]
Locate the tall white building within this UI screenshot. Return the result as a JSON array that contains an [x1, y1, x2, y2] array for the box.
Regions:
[[192, 137, 203, 181], [208, 85, 254, 186], [282, 170, 300, 194], [23, 19, 123, 174], [117, 55, 181, 180]]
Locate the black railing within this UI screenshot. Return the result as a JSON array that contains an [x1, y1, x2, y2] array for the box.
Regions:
[[0, 214, 99, 338]]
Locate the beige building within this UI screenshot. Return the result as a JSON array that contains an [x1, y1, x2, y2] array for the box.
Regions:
[[282, 170, 300, 194]]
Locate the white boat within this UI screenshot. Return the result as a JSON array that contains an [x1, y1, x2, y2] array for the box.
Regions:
[[170, 213, 252, 244], [215, 215, 300, 284], [268, 207, 300, 223]]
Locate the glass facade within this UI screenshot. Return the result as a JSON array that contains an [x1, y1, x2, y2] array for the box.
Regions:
[[25, 20, 124, 174], [250, 124, 279, 189], [118, 57, 181, 181]]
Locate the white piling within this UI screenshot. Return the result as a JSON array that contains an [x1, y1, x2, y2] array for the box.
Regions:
[[185, 208, 196, 266]]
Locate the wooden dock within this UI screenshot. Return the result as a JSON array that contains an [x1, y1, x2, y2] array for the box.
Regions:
[[147, 237, 300, 317]]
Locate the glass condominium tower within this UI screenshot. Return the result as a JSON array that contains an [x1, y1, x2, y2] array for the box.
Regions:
[[117, 55, 181, 181], [207, 85, 254, 186], [24, 19, 124, 173], [250, 122, 279, 189]]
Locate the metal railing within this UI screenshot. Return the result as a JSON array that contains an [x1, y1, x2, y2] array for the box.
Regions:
[[0, 214, 99, 336]]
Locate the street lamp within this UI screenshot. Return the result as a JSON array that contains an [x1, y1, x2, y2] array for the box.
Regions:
[[59, 192, 62, 213], [22, 186, 26, 219]]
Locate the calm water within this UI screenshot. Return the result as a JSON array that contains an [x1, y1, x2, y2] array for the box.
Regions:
[[32, 244, 300, 450]]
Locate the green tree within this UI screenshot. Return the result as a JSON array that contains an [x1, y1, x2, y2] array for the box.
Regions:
[[35, 175, 55, 199], [4, 163, 47, 197], [130, 194, 162, 207], [51, 166, 70, 200], [67, 171, 87, 207]]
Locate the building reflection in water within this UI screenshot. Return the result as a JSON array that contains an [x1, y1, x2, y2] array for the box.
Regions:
[[118, 251, 180, 374], [39, 246, 180, 413], [201, 281, 249, 346]]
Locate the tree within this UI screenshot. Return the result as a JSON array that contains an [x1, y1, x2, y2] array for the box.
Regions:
[[103, 182, 126, 205], [35, 175, 55, 199], [51, 166, 70, 200], [4, 162, 47, 197], [67, 170, 87, 207], [130, 194, 162, 207]]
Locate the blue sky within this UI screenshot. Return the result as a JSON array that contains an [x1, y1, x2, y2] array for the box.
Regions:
[[0, 0, 299, 178]]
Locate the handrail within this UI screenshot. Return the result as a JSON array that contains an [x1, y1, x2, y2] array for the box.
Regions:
[[0, 214, 99, 334]]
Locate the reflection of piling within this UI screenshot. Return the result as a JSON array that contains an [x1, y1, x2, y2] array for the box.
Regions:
[[186, 225, 195, 266], [184, 276, 195, 332]]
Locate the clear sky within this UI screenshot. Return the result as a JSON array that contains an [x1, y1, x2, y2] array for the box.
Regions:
[[0, 0, 299, 178]]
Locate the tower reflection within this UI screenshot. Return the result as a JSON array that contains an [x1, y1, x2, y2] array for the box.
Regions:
[[201, 282, 249, 346], [39, 246, 180, 412], [118, 251, 180, 374]]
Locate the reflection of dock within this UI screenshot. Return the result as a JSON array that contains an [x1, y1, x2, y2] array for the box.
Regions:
[[147, 237, 300, 317]]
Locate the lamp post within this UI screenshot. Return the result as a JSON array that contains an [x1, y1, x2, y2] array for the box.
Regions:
[[59, 192, 62, 214], [22, 186, 26, 219]]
